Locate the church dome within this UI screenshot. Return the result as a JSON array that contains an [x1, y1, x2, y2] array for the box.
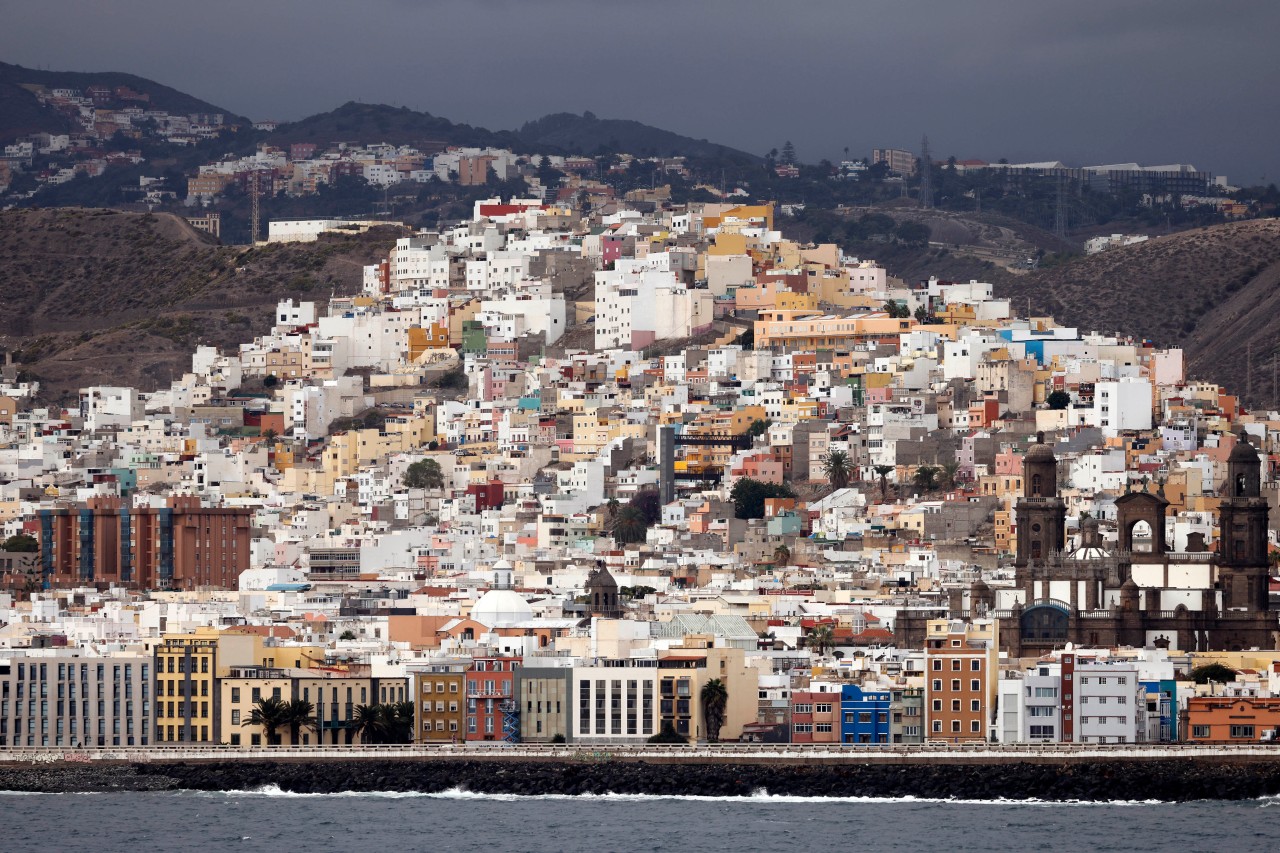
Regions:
[[1229, 439, 1260, 462], [471, 588, 533, 628], [1026, 442, 1056, 461]]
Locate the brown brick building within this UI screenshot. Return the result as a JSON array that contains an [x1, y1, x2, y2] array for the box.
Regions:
[[37, 496, 252, 590]]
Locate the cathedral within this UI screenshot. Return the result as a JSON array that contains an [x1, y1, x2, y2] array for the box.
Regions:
[[897, 433, 1277, 654]]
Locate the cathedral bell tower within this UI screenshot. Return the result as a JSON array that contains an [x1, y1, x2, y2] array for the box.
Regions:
[[1217, 435, 1270, 612], [1015, 434, 1067, 568]]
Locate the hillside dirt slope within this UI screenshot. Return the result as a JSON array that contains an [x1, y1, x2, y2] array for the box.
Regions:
[[0, 208, 406, 399], [994, 219, 1280, 406]]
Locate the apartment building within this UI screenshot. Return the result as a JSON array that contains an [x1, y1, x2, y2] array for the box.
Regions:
[[924, 618, 998, 742], [0, 651, 153, 748]]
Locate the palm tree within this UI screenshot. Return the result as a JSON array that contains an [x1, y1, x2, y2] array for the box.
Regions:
[[772, 544, 791, 567], [351, 703, 384, 745], [913, 465, 940, 492], [243, 695, 290, 746], [389, 701, 416, 744], [611, 504, 649, 545], [807, 623, 835, 657], [282, 698, 318, 746], [941, 461, 960, 490], [873, 465, 894, 501], [700, 679, 728, 743], [823, 449, 853, 490]]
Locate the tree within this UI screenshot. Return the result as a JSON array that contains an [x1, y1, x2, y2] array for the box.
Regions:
[[822, 449, 853, 490], [282, 698, 318, 746], [772, 544, 791, 566], [913, 304, 935, 323], [350, 702, 412, 745], [873, 465, 895, 501], [780, 140, 797, 165], [2, 533, 38, 553], [941, 461, 961, 490], [647, 721, 688, 744], [262, 374, 279, 389], [339, 630, 357, 640], [807, 623, 835, 657], [700, 679, 728, 743], [262, 428, 278, 442], [913, 465, 940, 492], [1046, 390, 1071, 410], [745, 418, 772, 439], [404, 458, 444, 490], [736, 327, 755, 350], [1189, 663, 1237, 685], [243, 696, 290, 746], [629, 489, 662, 525], [730, 478, 797, 520], [895, 220, 931, 246], [612, 504, 649, 544]]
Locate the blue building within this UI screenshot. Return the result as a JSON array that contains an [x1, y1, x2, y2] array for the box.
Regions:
[[840, 684, 891, 744]]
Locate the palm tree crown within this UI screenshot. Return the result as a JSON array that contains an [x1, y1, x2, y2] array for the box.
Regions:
[[700, 678, 728, 743]]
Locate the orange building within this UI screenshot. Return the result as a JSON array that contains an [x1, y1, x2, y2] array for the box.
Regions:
[[1185, 696, 1280, 743]]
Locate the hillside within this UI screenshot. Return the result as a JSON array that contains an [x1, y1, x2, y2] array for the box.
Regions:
[[0, 61, 244, 143], [995, 219, 1280, 405], [517, 112, 760, 163], [264, 102, 526, 153], [0, 208, 406, 399]]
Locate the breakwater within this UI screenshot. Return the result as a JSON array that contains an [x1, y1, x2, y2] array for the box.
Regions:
[[3, 755, 1280, 801]]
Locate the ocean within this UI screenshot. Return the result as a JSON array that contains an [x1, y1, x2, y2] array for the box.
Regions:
[[2, 788, 1275, 853]]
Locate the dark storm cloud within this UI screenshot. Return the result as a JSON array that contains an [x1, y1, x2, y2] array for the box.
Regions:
[[3, 0, 1277, 181]]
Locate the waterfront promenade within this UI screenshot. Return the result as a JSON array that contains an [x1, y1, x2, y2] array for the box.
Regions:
[[4, 741, 1279, 766]]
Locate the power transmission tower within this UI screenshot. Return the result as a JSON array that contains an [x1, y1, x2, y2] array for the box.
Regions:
[[919, 135, 932, 209], [250, 169, 261, 246], [1053, 176, 1067, 241]]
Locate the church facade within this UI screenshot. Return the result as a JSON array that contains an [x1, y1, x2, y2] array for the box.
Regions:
[[897, 435, 1277, 655]]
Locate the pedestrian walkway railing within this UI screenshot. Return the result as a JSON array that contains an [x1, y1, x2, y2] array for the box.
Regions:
[[2, 741, 1277, 764]]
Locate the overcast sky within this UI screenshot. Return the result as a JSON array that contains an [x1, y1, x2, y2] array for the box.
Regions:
[[4, 0, 1278, 182]]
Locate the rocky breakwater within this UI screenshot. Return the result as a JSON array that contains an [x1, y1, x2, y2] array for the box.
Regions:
[[4, 758, 1280, 801]]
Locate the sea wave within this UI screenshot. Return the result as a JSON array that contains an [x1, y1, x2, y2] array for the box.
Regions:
[[189, 784, 1172, 806]]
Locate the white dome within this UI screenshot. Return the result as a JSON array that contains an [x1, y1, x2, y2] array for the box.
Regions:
[[471, 588, 533, 628], [492, 558, 513, 571]]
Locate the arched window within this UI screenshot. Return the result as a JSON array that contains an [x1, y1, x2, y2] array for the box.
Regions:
[[1031, 474, 1043, 497]]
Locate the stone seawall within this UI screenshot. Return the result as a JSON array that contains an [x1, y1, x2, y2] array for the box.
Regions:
[[3, 757, 1280, 801]]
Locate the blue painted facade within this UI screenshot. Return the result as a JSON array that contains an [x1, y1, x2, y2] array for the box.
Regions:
[[840, 684, 891, 744]]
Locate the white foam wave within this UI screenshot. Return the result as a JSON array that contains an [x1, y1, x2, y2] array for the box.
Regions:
[[194, 784, 1170, 806]]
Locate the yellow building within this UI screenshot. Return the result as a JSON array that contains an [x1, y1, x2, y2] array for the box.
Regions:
[[220, 667, 410, 747], [155, 628, 324, 744]]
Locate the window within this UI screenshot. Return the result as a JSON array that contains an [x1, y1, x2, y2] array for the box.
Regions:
[[951, 660, 961, 671], [971, 680, 981, 692], [951, 720, 961, 733], [932, 680, 942, 691], [932, 660, 942, 671], [971, 660, 981, 671], [931, 700, 942, 712], [971, 700, 981, 712], [815, 723, 832, 733], [971, 720, 981, 733], [1030, 725, 1055, 738], [951, 699, 961, 712], [794, 703, 812, 714], [1192, 725, 1210, 739], [951, 680, 961, 691], [231, 710, 240, 725], [932, 720, 942, 733], [1231, 725, 1255, 739]]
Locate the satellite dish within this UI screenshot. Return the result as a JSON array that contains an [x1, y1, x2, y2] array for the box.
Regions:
[[1065, 642, 1074, 651]]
